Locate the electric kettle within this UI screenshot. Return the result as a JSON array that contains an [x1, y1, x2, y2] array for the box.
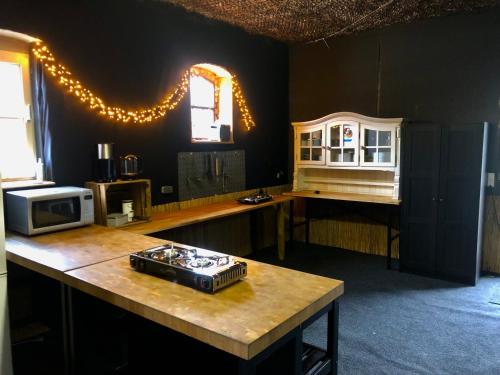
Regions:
[[119, 154, 143, 180]]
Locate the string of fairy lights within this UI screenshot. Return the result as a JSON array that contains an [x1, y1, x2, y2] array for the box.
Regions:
[[31, 41, 255, 130]]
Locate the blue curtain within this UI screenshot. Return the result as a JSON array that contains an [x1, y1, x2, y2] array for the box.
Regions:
[[29, 47, 54, 181]]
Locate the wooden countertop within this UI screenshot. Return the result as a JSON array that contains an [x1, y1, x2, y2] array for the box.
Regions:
[[5, 225, 166, 280], [122, 195, 295, 235], [283, 190, 401, 205], [6, 223, 343, 360], [64, 256, 343, 360]]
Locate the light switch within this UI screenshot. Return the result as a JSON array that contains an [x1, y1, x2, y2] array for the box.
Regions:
[[487, 173, 495, 187]]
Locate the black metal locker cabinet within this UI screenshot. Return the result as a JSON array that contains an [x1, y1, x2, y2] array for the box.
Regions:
[[400, 122, 488, 285]]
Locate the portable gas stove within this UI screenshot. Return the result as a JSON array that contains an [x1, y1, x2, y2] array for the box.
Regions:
[[129, 243, 247, 293]]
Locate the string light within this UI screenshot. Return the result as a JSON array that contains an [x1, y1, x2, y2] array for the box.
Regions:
[[232, 78, 255, 131], [31, 41, 255, 130]]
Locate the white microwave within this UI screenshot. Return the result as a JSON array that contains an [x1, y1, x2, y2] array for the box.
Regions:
[[5, 186, 94, 236]]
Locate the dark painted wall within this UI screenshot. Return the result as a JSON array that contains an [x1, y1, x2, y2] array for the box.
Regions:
[[290, 8, 500, 173], [0, 0, 290, 204]]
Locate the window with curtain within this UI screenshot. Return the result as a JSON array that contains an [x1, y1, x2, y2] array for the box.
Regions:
[[0, 50, 35, 180], [190, 63, 233, 143]]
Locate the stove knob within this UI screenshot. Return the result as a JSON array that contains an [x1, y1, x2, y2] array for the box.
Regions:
[[137, 259, 145, 271], [199, 277, 210, 290]]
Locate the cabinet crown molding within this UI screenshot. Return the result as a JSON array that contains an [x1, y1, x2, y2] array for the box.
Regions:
[[292, 112, 403, 127]]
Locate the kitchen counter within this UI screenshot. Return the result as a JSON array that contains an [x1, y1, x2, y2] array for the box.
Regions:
[[122, 195, 294, 235], [64, 255, 342, 360], [5, 225, 166, 280], [121, 194, 295, 260], [5, 224, 343, 372]]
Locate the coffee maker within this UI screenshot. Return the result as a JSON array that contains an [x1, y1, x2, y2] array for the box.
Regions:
[[94, 143, 117, 182]]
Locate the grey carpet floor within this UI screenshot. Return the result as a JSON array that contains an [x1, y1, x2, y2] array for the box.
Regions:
[[249, 243, 500, 375]]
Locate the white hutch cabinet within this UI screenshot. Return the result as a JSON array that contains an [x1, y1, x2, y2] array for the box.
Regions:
[[292, 112, 403, 199]]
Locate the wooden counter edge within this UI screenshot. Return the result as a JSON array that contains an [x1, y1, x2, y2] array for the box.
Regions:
[[121, 195, 296, 235], [247, 281, 344, 359], [7, 251, 65, 282], [62, 271, 250, 359], [62, 268, 343, 360], [283, 191, 401, 205]]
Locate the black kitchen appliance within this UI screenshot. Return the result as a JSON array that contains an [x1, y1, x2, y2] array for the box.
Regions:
[[130, 243, 247, 293], [94, 143, 116, 182], [120, 154, 142, 180], [237, 190, 272, 204]]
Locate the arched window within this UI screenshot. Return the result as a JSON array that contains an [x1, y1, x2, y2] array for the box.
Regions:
[[190, 63, 233, 143]]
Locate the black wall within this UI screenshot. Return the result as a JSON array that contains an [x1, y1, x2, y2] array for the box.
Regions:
[[290, 8, 500, 172], [0, 0, 290, 204]]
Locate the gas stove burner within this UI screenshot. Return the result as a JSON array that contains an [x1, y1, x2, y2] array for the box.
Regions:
[[150, 249, 178, 262], [130, 244, 247, 293], [189, 257, 214, 268], [144, 245, 181, 262]]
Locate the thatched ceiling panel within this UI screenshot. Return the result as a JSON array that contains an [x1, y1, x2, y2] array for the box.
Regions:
[[161, 0, 500, 43]]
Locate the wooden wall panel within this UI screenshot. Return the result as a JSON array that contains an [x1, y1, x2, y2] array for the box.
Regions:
[[482, 196, 500, 274]]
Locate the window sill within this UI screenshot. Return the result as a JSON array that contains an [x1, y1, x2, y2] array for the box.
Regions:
[[1, 180, 55, 190]]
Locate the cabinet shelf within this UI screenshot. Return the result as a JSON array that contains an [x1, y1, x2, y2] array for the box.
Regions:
[[112, 218, 150, 228], [85, 179, 152, 227], [302, 177, 394, 187], [296, 165, 396, 172]]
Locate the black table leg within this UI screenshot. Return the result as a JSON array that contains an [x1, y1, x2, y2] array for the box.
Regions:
[[61, 283, 75, 375], [237, 326, 303, 375], [327, 300, 339, 375], [386, 206, 393, 270], [238, 358, 257, 375], [289, 199, 294, 252], [250, 210, 258, 253], [305, 198, 310, 245], [293, 328, 303, 375]]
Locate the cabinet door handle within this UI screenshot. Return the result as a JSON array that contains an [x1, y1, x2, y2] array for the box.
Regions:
[[439, 198, 445, 202], [432, 197, 437, 201]]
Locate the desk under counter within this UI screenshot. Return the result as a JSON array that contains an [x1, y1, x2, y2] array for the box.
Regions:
[[284, 190, 401, 270], [122, 194, 295, 260], [5, 224, 343, 375]]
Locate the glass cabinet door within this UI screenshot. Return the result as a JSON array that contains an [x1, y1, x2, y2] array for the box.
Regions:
[[360, 124, 396, 166], [326, 121, 359, 166], [296, 125, 325, 165]]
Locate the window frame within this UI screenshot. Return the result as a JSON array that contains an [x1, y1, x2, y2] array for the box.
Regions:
[[189, 64, 234, 144], [0, 42, 36, 182]]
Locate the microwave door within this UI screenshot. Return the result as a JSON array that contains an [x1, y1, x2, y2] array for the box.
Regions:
[[32, 197, 81, 231]]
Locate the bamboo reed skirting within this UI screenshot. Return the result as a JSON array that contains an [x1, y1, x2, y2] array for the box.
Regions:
[[482, 195, 500, 274], [293, 215, 400, 259]]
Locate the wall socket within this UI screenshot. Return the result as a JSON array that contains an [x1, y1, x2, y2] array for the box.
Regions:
[[161, 185, 174, 194]]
